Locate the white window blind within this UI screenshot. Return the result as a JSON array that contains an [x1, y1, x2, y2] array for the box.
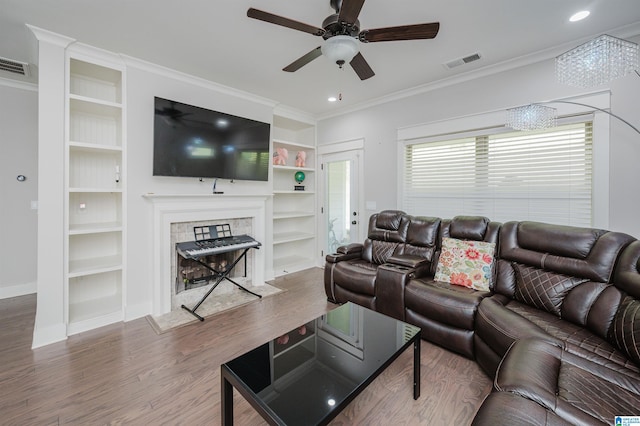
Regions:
[[402, 121, 593, 226]]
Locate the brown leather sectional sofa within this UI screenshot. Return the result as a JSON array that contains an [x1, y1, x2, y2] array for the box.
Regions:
[[324, 210, 640, 425]]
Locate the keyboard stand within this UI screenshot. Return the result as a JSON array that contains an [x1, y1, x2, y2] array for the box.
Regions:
[[181, 246, 262, 321]]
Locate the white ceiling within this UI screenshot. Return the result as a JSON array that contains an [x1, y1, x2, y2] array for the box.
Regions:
[[2, 0, 640, 117]]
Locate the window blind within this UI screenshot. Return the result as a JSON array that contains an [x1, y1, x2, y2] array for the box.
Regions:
[[402, 121, 593, 226]]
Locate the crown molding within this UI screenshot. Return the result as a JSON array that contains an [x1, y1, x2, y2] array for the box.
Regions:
[[26, 24, 75, 47], [0, 75, 37, 92], [273, 104, 316, 125], [67, 42, 126, 68], [121, 54, 278, 109]]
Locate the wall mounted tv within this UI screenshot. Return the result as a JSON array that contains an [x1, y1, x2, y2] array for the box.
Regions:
[[153, 97, 270, 181]]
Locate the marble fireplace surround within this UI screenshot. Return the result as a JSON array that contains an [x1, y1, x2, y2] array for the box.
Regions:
[[144, 194, 268, 316]]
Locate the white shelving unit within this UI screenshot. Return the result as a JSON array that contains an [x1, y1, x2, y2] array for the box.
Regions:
[[272, 115, 317, 276], [65, 55, 126, 335]]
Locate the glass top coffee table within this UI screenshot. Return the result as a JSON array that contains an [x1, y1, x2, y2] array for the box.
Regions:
[[221, 302, 421, 425]]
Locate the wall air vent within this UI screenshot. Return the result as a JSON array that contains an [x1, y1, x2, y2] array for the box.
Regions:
[[0, 56, 30, 76], [444, 52, 482, 70]]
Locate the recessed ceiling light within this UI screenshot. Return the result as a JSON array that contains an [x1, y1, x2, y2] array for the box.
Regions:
[[328, 96, 337, 102], [569, 10, 590, 22]]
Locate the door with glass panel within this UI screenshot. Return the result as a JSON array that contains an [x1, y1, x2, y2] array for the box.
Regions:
[[322, 150, 361, 255]]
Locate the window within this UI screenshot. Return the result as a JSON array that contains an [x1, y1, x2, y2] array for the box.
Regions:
[[402, 121, 593, 226], [318, 303, 364, 359]]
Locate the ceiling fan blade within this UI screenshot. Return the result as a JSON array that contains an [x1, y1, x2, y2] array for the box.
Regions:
[[283, 47, 323, 72], [247, 8, 325, 36], [360, 22, 440, 43], [350, 52, 375, 80], [338, 0, 366, 25]]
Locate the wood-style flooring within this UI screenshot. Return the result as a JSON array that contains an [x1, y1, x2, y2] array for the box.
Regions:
[[0, 268, 491, 425]]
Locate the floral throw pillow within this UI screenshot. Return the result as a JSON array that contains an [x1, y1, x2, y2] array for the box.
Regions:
[[434, 238, 496, 291]]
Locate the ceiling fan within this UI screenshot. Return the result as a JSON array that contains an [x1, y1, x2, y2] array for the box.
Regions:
[[247, 0, 440, 80], [155, 101, 196, 127], [155, 102, 191, 120]]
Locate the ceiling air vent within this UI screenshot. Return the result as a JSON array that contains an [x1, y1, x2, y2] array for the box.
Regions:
[[444, 53, 482, 70], [0, 56, 30, 76]]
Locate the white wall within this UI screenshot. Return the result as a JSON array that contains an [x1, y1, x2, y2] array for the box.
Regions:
[[123, 61, 275, 319], [0, 83, 38, 298], [317, 51, 640, 238], [608, 66, 640, 237]]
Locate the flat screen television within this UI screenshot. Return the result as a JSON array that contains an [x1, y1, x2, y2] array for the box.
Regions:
[[153, 97, 270, 181]]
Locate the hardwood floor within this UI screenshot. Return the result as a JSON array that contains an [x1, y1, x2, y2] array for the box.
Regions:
[[0, 268, 491, 425]]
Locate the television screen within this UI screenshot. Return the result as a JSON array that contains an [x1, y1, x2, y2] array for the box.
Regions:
[[153, 97, 270, 181]]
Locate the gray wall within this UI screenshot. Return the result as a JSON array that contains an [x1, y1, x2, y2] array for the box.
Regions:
[[0, 83, 38, 297]]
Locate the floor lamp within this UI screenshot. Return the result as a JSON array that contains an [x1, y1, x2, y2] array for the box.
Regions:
[[506, 34, 639, 134]]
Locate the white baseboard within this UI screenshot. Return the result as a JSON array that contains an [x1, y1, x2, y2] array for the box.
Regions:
[[125, 301, 152, 322], [31, 322, 67, 349], [0, 281, 37, 299]]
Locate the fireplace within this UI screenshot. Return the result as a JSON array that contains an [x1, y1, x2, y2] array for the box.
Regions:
[[144, 194, 268, 316], [171, 218, 253, 310], [176, 251, 236, 293]]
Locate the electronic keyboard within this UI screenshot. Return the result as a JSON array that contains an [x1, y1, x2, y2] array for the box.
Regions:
[[177, 234, 260, 259]]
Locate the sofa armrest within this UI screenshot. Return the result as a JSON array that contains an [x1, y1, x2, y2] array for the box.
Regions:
[[338, 243, 363, 255], [387, 254, 432, 278], [387, 254, 428, 268], [375, 263, 415, 321], [326, 243, 363, 263]]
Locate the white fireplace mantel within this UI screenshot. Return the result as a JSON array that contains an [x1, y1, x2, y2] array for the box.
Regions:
[[143, 193, 269, 316]]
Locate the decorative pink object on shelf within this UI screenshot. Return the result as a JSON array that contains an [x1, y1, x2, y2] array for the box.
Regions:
[[273, 147, 288, 165], [295, 151, 306, 167], [276, 334, 289, 345], [275, 325, 308, 346]]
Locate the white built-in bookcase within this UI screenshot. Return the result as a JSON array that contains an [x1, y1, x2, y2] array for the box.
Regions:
[[65, 52, 126, 335], [272, 115, 317, 276]]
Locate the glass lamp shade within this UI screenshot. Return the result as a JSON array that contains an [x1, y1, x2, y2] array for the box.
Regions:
[[556, 34, 639, 88], [506, 104, 557, 131], [322, 35, 359, 66]]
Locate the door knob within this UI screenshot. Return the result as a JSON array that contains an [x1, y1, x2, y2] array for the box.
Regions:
[[351, 220, 357, 225]]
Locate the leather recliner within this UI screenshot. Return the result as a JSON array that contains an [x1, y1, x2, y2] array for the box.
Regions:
[[474, 221, 636, 377], [324, 210, 441, 314], [473, 239, 640, 425], [324, 210, 411, 310], [403, 216, 501, 358]]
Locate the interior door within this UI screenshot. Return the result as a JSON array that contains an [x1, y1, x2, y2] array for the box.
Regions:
[[322, 150, 361, 255]]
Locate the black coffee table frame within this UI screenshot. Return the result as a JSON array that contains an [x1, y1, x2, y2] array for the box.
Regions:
[[221, 306, 421, 425]]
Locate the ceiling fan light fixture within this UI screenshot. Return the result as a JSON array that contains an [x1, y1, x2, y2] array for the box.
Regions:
[[322, 35, 359, 68]]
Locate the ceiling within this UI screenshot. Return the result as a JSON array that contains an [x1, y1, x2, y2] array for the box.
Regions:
[[2, 0, 640, 117]]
